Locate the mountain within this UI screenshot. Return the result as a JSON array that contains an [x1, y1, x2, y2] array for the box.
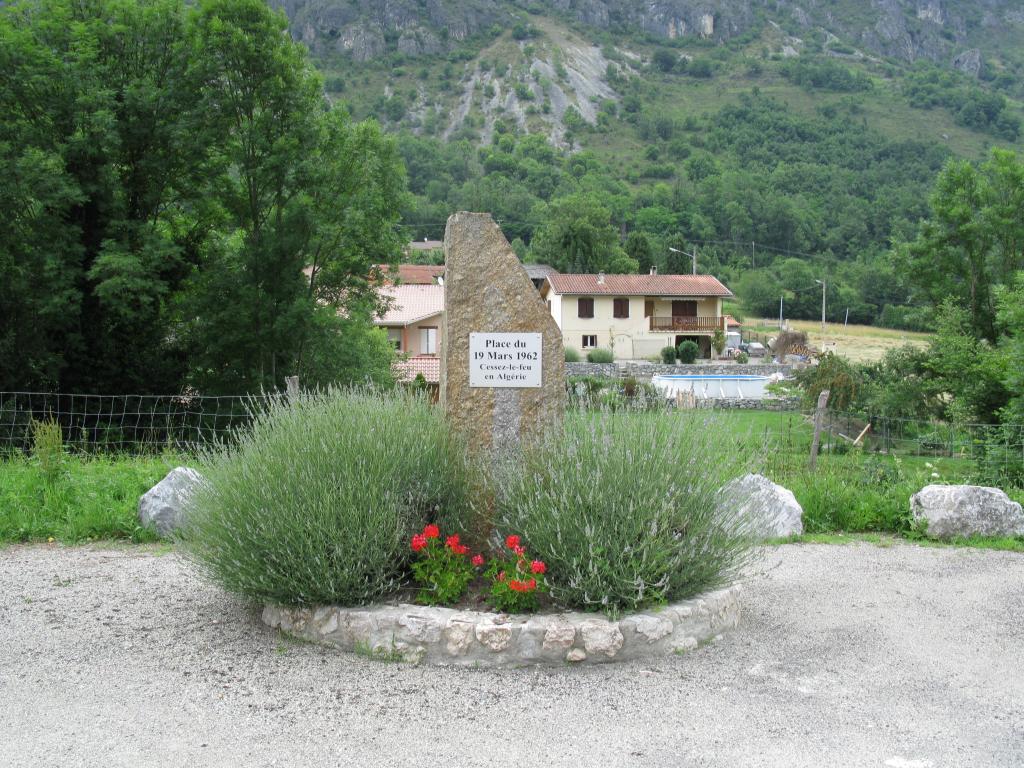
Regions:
[[272, 0, 1023, 68], [269, 0, 1024, 328]]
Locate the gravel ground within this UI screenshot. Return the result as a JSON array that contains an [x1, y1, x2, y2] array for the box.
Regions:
[[1, 542, 1022, 768]]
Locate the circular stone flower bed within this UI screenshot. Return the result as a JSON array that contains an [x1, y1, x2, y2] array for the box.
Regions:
[[261, 585, 741, 666]]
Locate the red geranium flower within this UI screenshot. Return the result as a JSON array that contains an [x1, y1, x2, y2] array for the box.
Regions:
[[508, 579, 524, 592], [423, 524, 440, 539], [411, 534, 427, 552], [471, 554, 484, 567], [445, 533, 460, 549], [505, 534, 520, 549], [530, 560, 546, 574], [513, 545, 525, 556], [527, 578, 536, 590], [453, 544, 469, 555]]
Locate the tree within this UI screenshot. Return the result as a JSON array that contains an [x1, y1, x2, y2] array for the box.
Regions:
[[924, 300, 1007, 425], [624, 231, 653, 274], [901, 149, 1024, 341], [529, 194, 636, 273], [652, 49, 677, 73], [0, 0, 401, 394], [996, 273, 1024, 424], [0, 0, 210, 392], [182, 0, 402, 393]]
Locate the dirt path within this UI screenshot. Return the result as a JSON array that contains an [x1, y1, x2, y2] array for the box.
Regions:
[[1, 542, 1021, 767]]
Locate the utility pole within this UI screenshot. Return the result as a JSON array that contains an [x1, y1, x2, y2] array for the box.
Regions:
[[815, 279, 826, 335], [779, 295, 784, 330], [844, 307, 849, 328], [751, 241, 755, 269]]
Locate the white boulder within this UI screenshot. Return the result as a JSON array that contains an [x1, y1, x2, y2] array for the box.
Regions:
[[721, 473, 803, 537], [910, 484, 1024, 539], [138, 467, 204, 536]]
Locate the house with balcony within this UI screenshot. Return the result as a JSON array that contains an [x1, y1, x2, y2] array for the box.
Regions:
[[539, 272, 734, 360]]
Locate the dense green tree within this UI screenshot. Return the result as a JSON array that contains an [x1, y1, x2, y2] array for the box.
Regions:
[[529, 195, 636, 274], [995, 274, 1024, 424], [624, 231, 653, 274], [0, 0, 401, 394], [900, 149, 1024, 342], [0, 0, 210, 391]]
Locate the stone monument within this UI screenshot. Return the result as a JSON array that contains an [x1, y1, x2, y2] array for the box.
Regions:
[[441, 212, 564, 452]]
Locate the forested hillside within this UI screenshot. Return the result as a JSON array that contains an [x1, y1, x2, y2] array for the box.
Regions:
[[284, 0, 1024, 329]]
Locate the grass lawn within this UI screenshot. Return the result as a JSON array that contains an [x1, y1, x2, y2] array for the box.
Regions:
[[743, 317, 933, 363], [676, 407, 1023, 543], [3, 406, 1020, 551], [0, 454, 181, 544]]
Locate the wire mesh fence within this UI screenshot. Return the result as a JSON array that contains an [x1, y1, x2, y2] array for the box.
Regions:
[[0, 391, 275, 453], [3, 391, 1023, 484]]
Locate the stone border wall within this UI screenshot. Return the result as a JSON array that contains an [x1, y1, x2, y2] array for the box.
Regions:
[[694, 397, 802, 411], [566, 362, 794, 380], [262, 585, 741, 666]]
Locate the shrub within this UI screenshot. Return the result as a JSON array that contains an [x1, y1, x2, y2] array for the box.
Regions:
[[492, 411, 760, 612], [677, 340, 699, 363], [182, 388, 471, 606], [564, 346, 582, 363], [735, 351, 749, 364], [587, 348, 614, 363], [660, 346, 678, 364]]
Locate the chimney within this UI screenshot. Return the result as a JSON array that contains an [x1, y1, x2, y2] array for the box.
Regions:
[[649, 266, 657, 276], [597, 272, 605, 285]]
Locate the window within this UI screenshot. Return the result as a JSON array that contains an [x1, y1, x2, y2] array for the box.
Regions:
[[582, 335, 597, 349], [387, 328, 402, 351], [672, 300, 698, 317], [419, 327, 438, 355], [613, 298, 630, 319], [577, 297, 594, 319]]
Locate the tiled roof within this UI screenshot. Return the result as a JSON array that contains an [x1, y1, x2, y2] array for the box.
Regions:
[[724, 314, 741, 328], [394, 355, 440, 383], [375, 284, 444, 326], [375, 264, 445, 285], [545, 273, 733, 297]]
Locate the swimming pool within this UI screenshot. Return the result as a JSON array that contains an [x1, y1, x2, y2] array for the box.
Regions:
[[651, 374, 775, 399]]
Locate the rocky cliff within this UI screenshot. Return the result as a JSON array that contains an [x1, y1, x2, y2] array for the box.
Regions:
[[272, 0, 1022, 70]]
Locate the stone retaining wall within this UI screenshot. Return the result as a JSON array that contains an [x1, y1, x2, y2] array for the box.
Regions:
[[262, 585, 741, 666], [566, 362, 794, 380], [694, 397, 802, 411]]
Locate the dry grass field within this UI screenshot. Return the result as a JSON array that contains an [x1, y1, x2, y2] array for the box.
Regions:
[[744, 318, 932, 363]]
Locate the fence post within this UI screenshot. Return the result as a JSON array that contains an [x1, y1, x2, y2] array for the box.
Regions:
[[809, 389, 830, 471], [285, 376, 300, 400]]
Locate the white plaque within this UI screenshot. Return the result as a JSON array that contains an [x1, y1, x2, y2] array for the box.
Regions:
[[469, 332, 542, 388]]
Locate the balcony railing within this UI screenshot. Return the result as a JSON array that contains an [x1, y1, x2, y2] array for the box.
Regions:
[[649, 316, 725, 332]]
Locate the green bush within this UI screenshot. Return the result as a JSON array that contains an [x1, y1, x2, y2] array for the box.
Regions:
[[564, 346, 582, 363], [677, 340, 699, 363], [735, 351, 749, 364], [660, 346, 677, 364], [492, 411, 760, 612], [182, 388, 471, 606], [587, 348, 614, 363]]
